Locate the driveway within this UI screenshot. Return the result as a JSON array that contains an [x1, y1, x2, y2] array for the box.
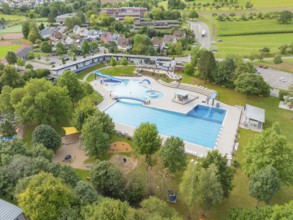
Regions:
[[257, 67, 293, 90], [188, 20, 211, 50]]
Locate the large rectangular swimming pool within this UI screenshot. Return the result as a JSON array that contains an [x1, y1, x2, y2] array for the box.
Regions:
[[105, 101, 226, 149]]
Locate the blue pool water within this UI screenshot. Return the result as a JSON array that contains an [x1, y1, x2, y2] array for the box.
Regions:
[[107, 80, 164, 99], [105, 101, 226, 149]]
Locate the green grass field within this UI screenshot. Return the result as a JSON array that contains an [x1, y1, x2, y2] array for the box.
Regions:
[[216, 19, 293, 36], [0, 25, 22, 34], [257, 58, 293, 73], [239, 0, 293, 8], [214, 33, 293, 57], [0, 14, 26, 21], [0, 44, 22, 58]]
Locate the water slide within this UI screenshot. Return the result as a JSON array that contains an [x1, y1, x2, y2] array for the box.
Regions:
[[94, 71, 123, 83], [139, 79, 151, 84], [115, 96, 149, 104]]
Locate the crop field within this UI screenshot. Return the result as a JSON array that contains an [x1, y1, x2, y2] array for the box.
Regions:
[[0, 44, 22, 59], [0, 25, 22, 35], [214, 33, 293, 58], [216, 19, 293, 36]]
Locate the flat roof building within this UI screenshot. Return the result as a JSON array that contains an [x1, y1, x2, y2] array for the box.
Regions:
[[243, 104, 265, 131], [100, 7, 147, 21]]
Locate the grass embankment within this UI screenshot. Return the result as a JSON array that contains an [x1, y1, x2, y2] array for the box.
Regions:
[[258, 58, 293, 73], [0, 44, 22, 58], [77, 63, 106, 80], [86, 65, 136, 82]]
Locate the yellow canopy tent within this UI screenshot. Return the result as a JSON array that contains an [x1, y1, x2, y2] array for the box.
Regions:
[[63, 127, 80, 136]]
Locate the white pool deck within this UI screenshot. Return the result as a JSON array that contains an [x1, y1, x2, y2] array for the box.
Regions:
[[91, 76, 242, 158]]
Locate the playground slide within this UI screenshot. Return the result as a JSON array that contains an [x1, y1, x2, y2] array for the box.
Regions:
[[115, 96, 149, 104], [95, 71, 123, 83], [139, 79, 151, 84]]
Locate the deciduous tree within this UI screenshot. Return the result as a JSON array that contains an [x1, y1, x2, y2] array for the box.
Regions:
[[5, 51, 17, 64], [133, 122, 162, 166], [32, 124, 61, 151]]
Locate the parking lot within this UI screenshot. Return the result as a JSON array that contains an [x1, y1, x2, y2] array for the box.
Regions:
[[257, 67, 293, 90]]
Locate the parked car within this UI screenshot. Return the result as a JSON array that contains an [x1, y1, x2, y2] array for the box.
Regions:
[[49, 61, 56, 65], [258, 65, 263, 68]]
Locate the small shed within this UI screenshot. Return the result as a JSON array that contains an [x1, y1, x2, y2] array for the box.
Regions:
[[243, 104, 265, 131], [0, 199, 25, 220]]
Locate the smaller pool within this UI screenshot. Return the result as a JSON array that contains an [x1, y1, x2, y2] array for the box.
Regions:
[[188, 105, 226, 124], [146, 90, 164, 99]]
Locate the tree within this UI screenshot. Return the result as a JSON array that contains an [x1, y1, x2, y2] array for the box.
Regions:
[[56, 42, 66, 55], [140, 196, 180, 218], [180, 163, 223, 217], [214, 57, 236, 84], [245, 1, 253, 9], [123, 16, 134, 24], [81, 40, 90, 55], [11, 78, 72, 124], [110, 56, 117, 67], [159, 136, 186, 173], [57, 70, 84, 106], [29, 144, 54, 160], [32, 124, 61, 151], [243, 122, 293, 183], [90, 161, 125, 199], [189, 10, 199, 19], [74, 181, 99, 206], [5, 51, 17, 64], [198, 50, 217, 80], [200, 150, 234, 197], [22, 20, 30, 39], [184, 63, 194, 75], [249, 165, 281, 208], [124, 177, 144, 205], [121, 57, 128, 66], [273, 55, 283, 64], [0, 65, 24, 88], [72, 102, 97, 130], [17, 172, 76, 220], [28, 27, 40, 43], [133, 123, 162, 166], [41, 41, 52, 53], [0, 119, 16, 138], [132, 34, 152, 55], [234, 73, 270, 96], [278, 10, 293, 24], [81, 198, 131, 220], [38, 22, 45, 30], [0, 86, 14, 117], [81, 112, 114, 157]]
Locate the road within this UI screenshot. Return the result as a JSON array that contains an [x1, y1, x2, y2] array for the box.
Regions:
[[188, 20, 211, 50], [257, 67, 293, 90]]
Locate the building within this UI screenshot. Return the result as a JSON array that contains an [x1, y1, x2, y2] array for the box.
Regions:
[[100, 7, 147, 21], [162, 35, 177, 44], [243, 104, 265, 131], [100, 31, 112, 43], [0, 199, 26, 220], [134, 20, 180, 29], [56, 13, 76, 25], [173, 30, 186, 39], [117, 38, 132, 51]]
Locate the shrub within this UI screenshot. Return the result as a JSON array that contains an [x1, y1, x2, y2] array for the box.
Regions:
[[273, 55, 283, 64]]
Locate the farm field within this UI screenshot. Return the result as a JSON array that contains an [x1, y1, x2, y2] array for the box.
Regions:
[[258, 58, 293, 73], [0, 25, 22, 34], [214, 33, 293, 58], [216, 19, 293, 36], [0, 44, 22, 58]]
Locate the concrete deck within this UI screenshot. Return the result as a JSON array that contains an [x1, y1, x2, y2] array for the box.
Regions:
[[91, 76, 242, 158]]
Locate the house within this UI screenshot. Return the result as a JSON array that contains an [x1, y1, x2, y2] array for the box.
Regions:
[[61, 35, 74, 46], [243, 104, 265, 131], [117, 38, 131, 51], [87, 29, 101, 39], [16, 47, 32, 60], [100, 7, 147, 21], [162, 35, 177, 44], [0, 199, 26, 220], [112, 33, 121, 44], [100, 31, 112, 43], [151, 37, 165, 50], [40, 27, 55, 39], [134, 20, 180, 29], [56, 13, 76, 25], [73, 25, 89, 37], [173, 30, 186, 39]]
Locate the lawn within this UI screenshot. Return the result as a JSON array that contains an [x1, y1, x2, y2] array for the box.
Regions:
[[0, 44, 22, 58], [214, 33, 293, 58], [77, 63, 106, 80], [0, 14, 26, 21], [238, 0, 293, 8], [0, 25, 22, 34], [216, 19, 293, 36]]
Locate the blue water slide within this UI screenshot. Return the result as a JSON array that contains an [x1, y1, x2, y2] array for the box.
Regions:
[[139, 79, 151, 84], [94, 71, 123, 83], [116, 96, 148, 103]]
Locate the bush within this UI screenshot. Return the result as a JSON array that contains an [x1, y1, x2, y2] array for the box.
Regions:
[[279, 90, 288, 100], [32, 124, 61, 151], [273, 55, 283, 64], [27, 52, 35, 60]]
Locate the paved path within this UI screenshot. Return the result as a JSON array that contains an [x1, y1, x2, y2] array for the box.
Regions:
[[188, 20, 211, 50], [257, 67, 293, 90]]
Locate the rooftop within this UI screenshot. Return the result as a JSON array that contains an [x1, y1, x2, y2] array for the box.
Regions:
[[0, 199, 23, 220], [245, 104, 265, 123]]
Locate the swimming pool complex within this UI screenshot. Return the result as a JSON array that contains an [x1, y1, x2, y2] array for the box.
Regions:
[[105, 101, 226, 149]]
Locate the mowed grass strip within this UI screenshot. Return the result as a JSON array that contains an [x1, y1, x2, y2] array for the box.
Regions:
[[214, 33, 293, 57], [238, 0, 293, 8], [0, 44, 22, 58], [216, 19, 293, 36]]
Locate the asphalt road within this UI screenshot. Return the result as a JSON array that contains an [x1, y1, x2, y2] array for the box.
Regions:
[[188, 20, 211, 50], [257, 67, 293, 90]]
